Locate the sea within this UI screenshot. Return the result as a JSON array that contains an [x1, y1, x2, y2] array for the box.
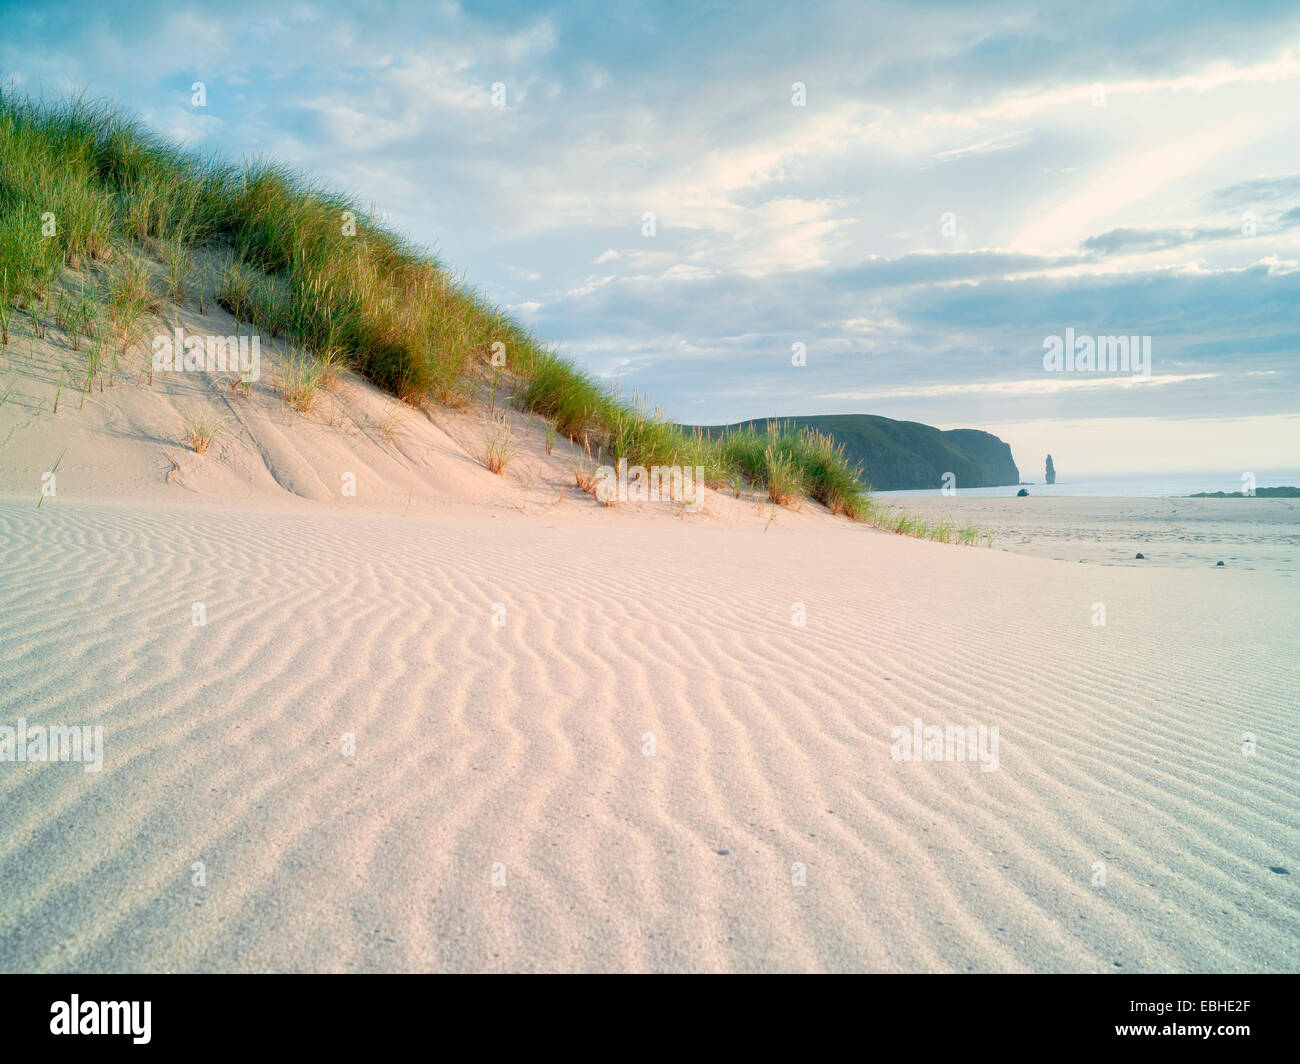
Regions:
[[873, 471, 1300, 500]]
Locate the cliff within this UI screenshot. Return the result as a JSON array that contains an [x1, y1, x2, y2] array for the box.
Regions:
[[683, 414, 1021, 492]]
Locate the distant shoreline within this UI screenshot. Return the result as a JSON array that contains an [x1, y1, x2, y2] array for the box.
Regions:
[[860, 493, 1299, 572], [1187, 486, 1300, 498], [874, 477, 1300, 500]]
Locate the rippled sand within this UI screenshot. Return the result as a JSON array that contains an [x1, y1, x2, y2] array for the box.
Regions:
[[2, 498, 1296, 972]]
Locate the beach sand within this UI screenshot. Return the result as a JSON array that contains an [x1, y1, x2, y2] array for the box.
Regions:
[[1, 310, 1297, 972], [890, 494, 1300, 573], [1, 495, 1296, 972]]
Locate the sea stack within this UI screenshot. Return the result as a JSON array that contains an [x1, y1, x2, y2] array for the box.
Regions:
[[1045, 455, 1056, 485]]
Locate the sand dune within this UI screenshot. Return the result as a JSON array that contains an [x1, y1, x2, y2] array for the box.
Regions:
[[2, 494, 1296, 972], [1, 283, 1296, 972]]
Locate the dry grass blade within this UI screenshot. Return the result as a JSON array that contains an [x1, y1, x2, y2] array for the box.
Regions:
[[376, 402, 408, 447], [485, 411, 515, 475], [181, 407, 223, 454]]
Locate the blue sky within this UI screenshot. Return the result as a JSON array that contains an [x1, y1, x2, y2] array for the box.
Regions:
[[4, 0, 1299, 476]]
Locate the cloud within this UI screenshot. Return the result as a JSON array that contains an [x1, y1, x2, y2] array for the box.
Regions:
[[1082, 224, 1240, 254], [1202, 172, 1300, 209], [932, 129, 1033, 161], [1, 0, 1297, 461]]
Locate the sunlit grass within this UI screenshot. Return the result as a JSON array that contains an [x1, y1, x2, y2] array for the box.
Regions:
[[274, 350, 326, 415], [180, 407, 223, 454], [484, 411, 515, 475]]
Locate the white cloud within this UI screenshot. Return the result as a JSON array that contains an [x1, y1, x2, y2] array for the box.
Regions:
[[825, 374, 1219, 404]]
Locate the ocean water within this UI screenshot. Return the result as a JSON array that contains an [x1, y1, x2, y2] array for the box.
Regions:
[[873, 471, 1300, 499]]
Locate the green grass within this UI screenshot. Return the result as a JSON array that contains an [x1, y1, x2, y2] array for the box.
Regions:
[[164, 239, 193, 304], [714, 422, 867, 518], [274, 350, 326, 414], [859, 499, 990, 545], [0, 86, 987, 542], [0, 275, 11, 346]]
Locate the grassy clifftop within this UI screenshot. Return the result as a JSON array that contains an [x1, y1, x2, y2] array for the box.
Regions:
[[687, 415, 1020, 491]]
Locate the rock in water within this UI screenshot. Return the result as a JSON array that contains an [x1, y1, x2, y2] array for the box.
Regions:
[[1217, 560, 1225, 566], [1136, 552, 1145, 559], [1016, 488, 1030, 497]]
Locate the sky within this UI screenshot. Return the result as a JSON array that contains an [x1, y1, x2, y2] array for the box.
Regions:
[[3, 0, 1298, 478]]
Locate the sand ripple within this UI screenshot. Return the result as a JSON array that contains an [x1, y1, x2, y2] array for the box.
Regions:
[[0, 501, 1296, 971]]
